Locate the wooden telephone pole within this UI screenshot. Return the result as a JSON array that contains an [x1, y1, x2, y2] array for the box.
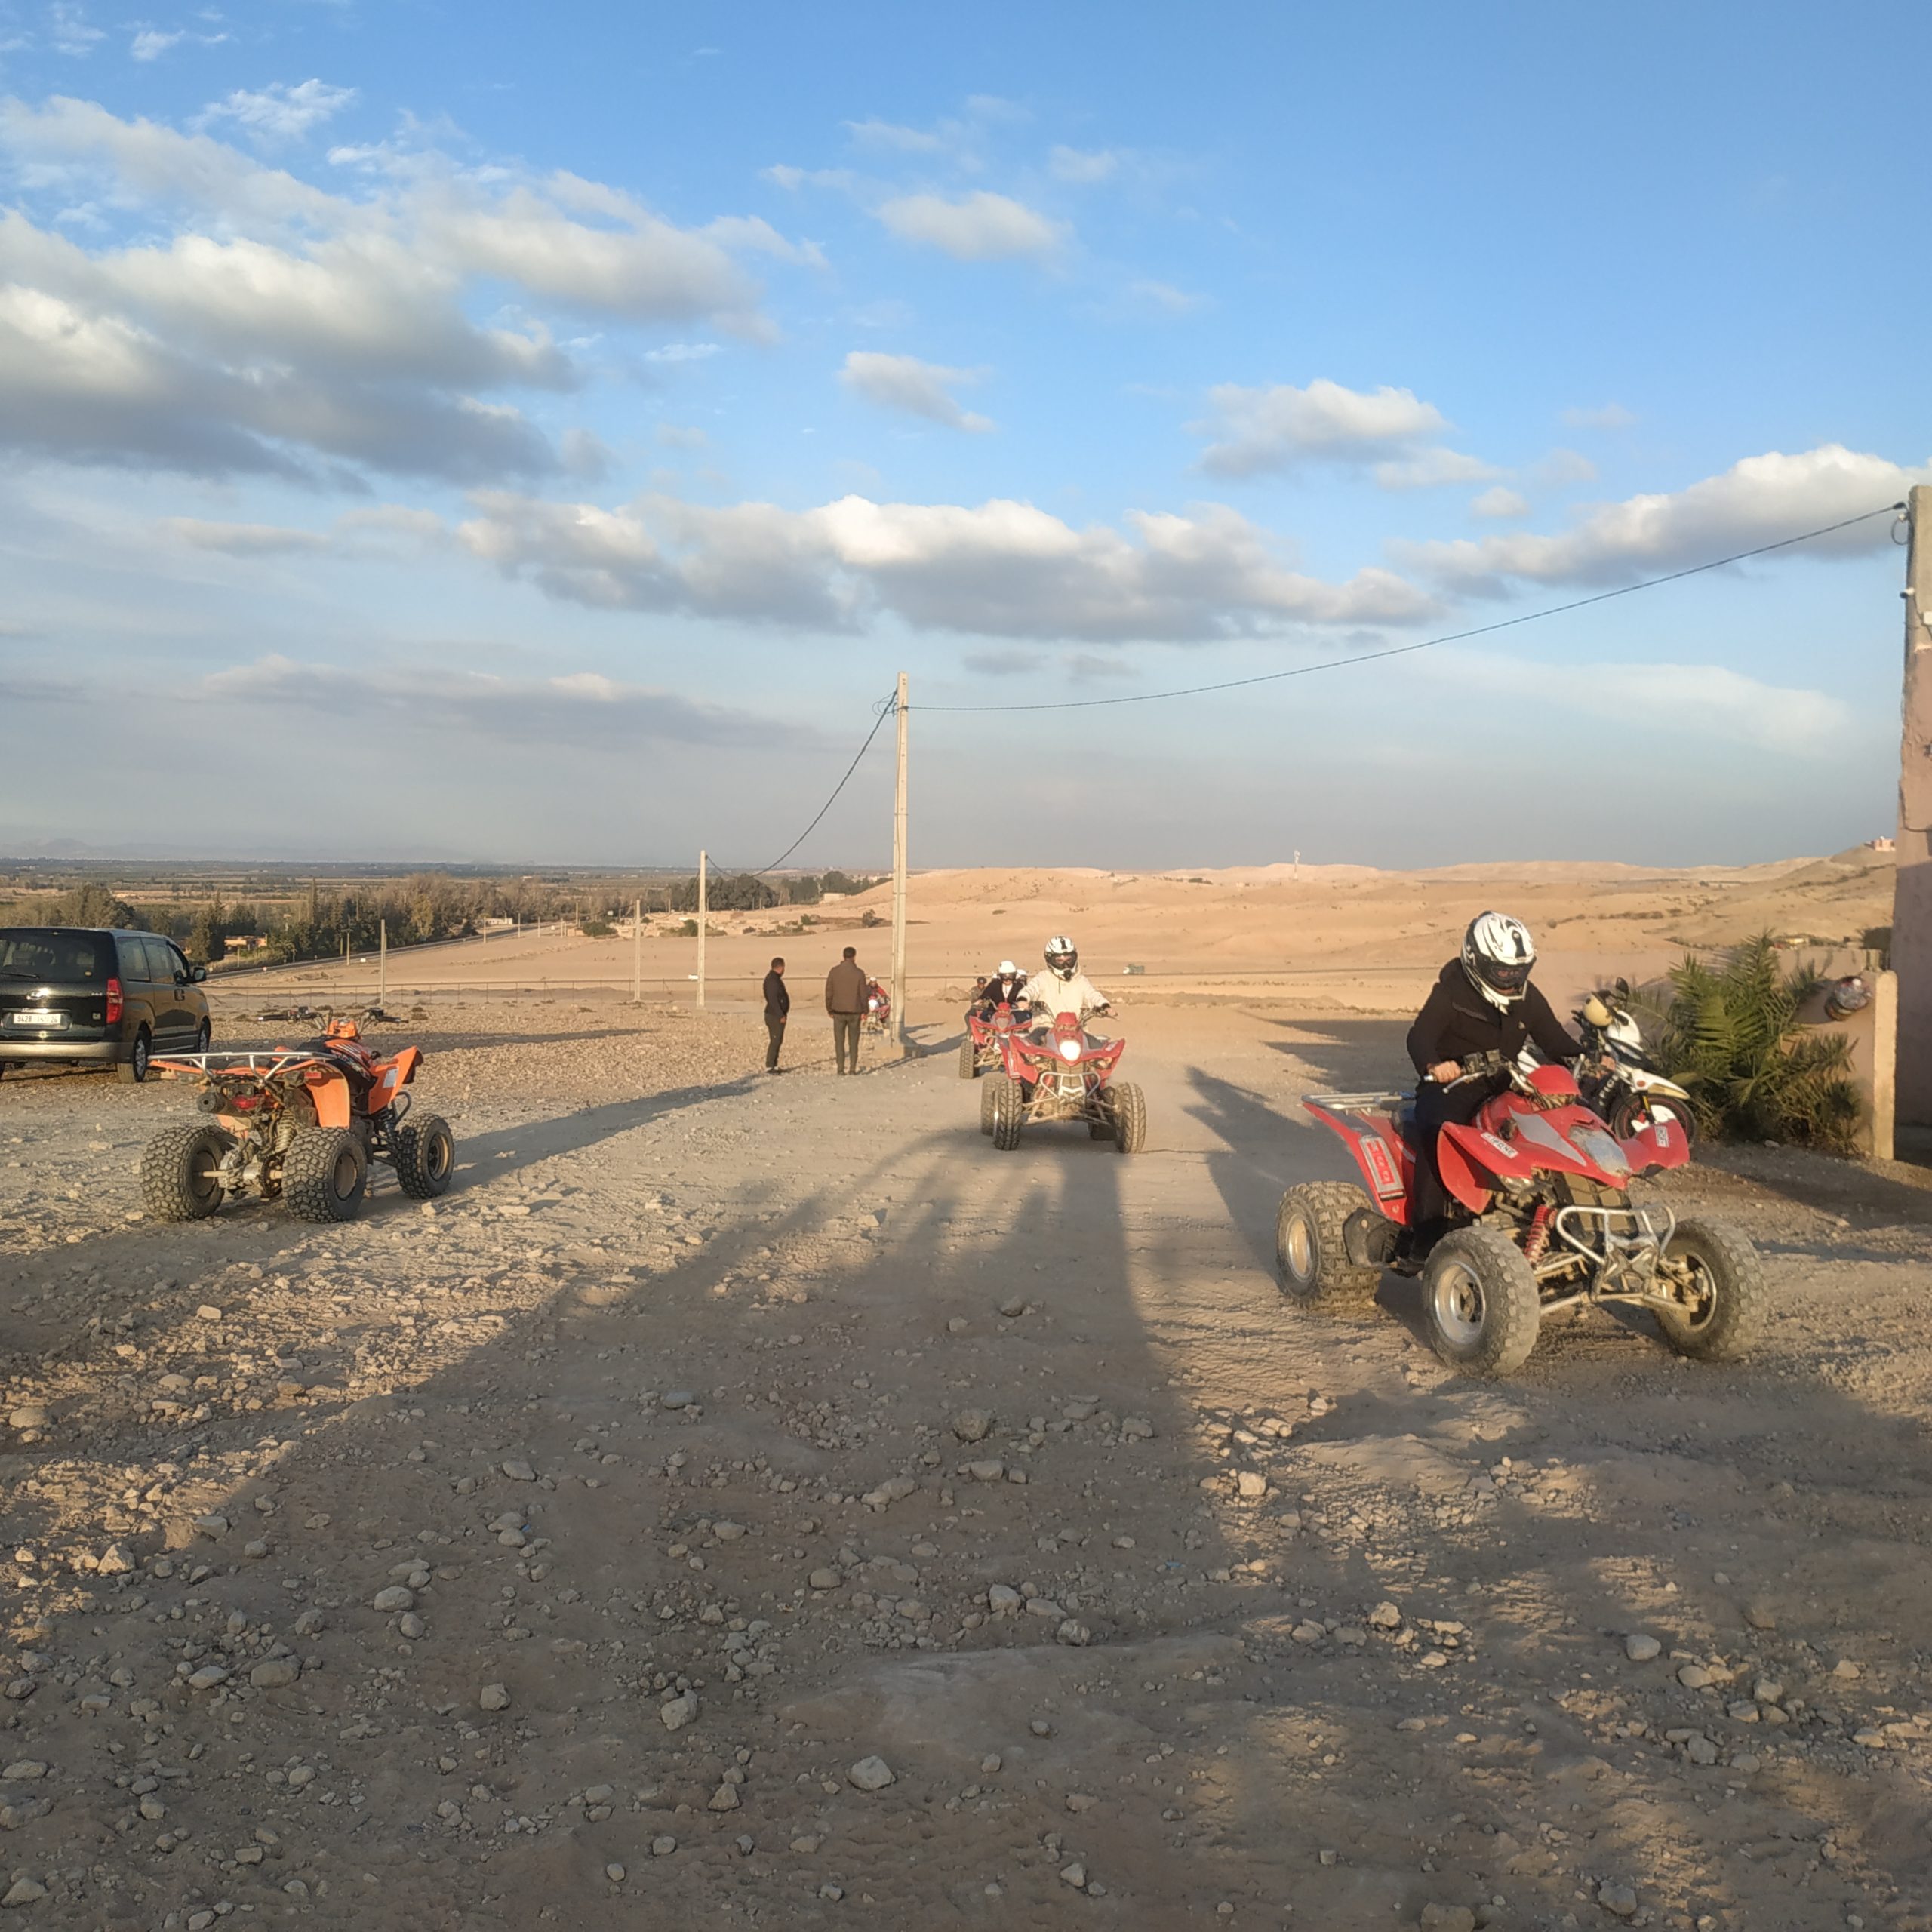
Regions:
[[1894, 486, 1932, 1124], [697, 848, 708, 1009], [891, 672, 909, 1049]]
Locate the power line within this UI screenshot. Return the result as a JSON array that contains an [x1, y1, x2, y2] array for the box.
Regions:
[[914, 501, 1908, 715], [748, 691, 898, 875]]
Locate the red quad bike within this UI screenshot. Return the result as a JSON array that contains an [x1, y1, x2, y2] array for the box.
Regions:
[[961, 1000, 1028, 1087], [1274, 1057, 1763, 1377], [986, 1011, 1147, 1153], [141, 1017, 456, 1226]]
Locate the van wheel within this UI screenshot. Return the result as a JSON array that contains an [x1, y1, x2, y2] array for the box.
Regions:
[[1276, 1181, 1382, 1308], [393, 1113, 457, 1198], [141, 1123, 233, 1222], [194, 1020, 211, 1054], [118, 1026, 152, 1084], [284, 1128, 368, 1223]]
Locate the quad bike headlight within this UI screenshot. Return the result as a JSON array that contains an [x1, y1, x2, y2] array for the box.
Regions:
[[1058, 1038, 1081, 1062]]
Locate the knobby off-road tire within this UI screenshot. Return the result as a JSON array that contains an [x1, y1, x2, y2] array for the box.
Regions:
[[1110, 1082, 1147, 1154], [141, 1123, 233, 1223], [980, 1072, 999, 1135], [283, 1128, 368, 1223], [990, 1076, 1024, 1152], [118, 1026, 152, 1085], [1421, 1225, 1541, 1377], [393, 1112, 456, 1199], [959, 1038, 978, 1080], [1611, 1091, 1698, 1148], [1275, 1180, 1382, 1309], [1655, 1217, 1763, 1361]]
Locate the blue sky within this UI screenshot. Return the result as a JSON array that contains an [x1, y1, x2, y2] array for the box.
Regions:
[[0, 0, 1924, 868]]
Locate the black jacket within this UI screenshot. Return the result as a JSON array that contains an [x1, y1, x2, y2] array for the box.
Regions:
[[762, 971, 790, 1020], [1407, 959, 1579, 1076], [980, 973, 1029, 1009]]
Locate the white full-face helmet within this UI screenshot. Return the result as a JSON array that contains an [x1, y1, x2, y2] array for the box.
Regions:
[[1461, 911, 1536, 1010], [998, 960, 1017, 977], [1043, 935, 1078, 980]]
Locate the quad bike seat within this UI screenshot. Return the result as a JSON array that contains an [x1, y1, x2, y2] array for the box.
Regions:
[[1395, 1098, 1421, 1147]]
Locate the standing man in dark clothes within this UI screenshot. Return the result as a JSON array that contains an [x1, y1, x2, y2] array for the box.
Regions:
[[1404, 912, 1583, 1256], [826, 945, 867, 1075], [761, 956, 790, 1072]]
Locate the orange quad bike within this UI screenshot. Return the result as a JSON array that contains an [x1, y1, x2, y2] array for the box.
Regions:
[[141, 1017, 455, 1224]]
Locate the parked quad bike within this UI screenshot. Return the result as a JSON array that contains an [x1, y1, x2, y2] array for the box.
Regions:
[[961, 999, 1029, 1082], [985, 1009, 1146, 1153], [141, 1017, 455, 1225], [1274, 1057, 1760, 1377]]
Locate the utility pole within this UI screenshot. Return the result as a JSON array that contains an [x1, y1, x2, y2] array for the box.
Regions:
[[377, 918, 387, 1009], [697, 848, 708, 1009], [632, 896, 642, 1005], [891, 670, 909, 1050], [1894, 485, 1932, 1124]]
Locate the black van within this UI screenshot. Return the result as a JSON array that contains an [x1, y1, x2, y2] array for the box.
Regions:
[[0, 928, 211, 1084]]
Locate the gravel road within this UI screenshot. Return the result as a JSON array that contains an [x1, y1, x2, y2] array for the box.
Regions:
[[0, 996, 1927, 1930]]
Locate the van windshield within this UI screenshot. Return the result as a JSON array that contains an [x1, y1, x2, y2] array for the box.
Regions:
[[0, 931, 112, 983]]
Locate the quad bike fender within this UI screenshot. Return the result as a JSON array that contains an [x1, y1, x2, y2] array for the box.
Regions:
[[367, 1048, 422, 1112], [300, 1067, 353, 1129], [1622, 1112, 1690, 1175], [1306, 1102, 1415, 1226], [1438, 1121, 1541, 1212]]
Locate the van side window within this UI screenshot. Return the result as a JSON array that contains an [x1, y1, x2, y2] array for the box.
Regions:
[[137, 937, 171, 983]]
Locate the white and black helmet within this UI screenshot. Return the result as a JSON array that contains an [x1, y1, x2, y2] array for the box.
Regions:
[[1462, 911, 1535, 1009], [1043, 934, 1078, 980]]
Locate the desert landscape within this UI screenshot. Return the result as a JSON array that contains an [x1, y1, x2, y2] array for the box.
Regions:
[[1, 857, 1927, 1931]]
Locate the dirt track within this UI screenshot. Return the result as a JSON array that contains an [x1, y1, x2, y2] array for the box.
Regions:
[[2, 997, 1930, 1930]]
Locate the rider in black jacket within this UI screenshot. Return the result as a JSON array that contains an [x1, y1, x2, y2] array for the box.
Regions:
[[1405, 912, 1582, 1251], [977, 963, 1030, 1017]]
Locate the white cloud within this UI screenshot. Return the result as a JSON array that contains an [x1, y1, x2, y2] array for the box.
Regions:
[[641, 341, 722, 363], [1128, 278, 1206, 316], [1192, 379, 1450, 478], [1372, 448, 1503, 491], [1401, 445, 1927, 591], [162, 505, 448, 558], [843, 117, 946, 153], [654, 422, 708, 449], [1533, 447, 1597, 487], [1049, 145, 1118, 183], [164, 518, 330, 555], [1561, 402, 1635, 431], [202, 654, 809, 750], [454, 488, 1436, 641], [129, 28, 183, 60], [1470, 486, 1528, 520], [197, 80, 357, 142], [839, 351, 992, 432], [49, 2, 104, 56], [1447, 651, 1854, 756], [0, 97, 809, 478], [876, 190, 1066, 261]]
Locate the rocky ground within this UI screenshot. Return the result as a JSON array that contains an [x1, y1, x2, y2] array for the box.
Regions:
[[0, 996, 1928, 1931]]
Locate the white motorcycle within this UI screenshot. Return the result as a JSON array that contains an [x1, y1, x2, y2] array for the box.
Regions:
[[1574, 986, 1698, 1146]]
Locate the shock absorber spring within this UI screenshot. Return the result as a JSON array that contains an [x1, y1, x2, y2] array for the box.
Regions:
[[1522, 1203, 1552, 1265]]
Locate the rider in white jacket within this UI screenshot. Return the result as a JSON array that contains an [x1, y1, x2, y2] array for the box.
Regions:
[[1027, 936, 1109, 1027]]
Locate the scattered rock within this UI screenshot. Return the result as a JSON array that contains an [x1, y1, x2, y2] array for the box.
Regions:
[[964, 1459, 1005, 1483], [1, 1878, 48, 1907], [661, 1390, 698, 1411], [998, 1297, 1026, 1318], [7, 1407, 48, 1432], [500, 1459, 537, 1483], [808, 1568, 841, 1592], [1742, 1602, 1777, 1632], [1623, 1633, 1661, 1663], [709, 1782, 741, 1810], [1368, 1601, 1402, 1629], [250, 1658, 300, 1690], [1597, 1880, 1638, 1918], [1420, 1906, 1476, 1932], [651, 1835, 677, 1857], [605, 1863, 626, 1883], [848, 1755, 895, 1792], [660, 1690, 699, 1732], [1119, 1417, 1155, 1441], [373, 1586, 415, 1613], [952, 1409, 994, 1444], [1677, 1663, 1712, 1690], [186, 1665, 229, 1691], [862, 1475, 917, 1509], [1059, 1862, 1088, 1890], [479, 1683, 511, 1712]]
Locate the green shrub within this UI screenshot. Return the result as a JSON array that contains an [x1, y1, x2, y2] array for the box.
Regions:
[[1654, 934, 1863, 1152], [580, 916, 614, 938]]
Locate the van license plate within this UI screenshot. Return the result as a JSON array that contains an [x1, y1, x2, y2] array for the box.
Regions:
[[5, 1011, 65, 1029]]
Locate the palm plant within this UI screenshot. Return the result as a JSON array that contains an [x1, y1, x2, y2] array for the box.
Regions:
[[1653, 934, 1863, 1152]]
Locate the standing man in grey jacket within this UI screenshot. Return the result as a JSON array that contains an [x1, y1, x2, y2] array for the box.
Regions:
[[826, 946, 867, 1075]]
